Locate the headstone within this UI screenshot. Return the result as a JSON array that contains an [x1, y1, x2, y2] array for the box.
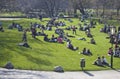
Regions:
[[4, 61, 14, 69], [54, 66, 64, 72]]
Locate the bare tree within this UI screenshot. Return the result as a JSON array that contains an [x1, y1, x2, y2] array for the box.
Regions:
[[70, 0, 91, 15], [93, 0, 100, 17], [40, 0, 65, 17], [114, 0, 120, 16], [0, 0, 119, 18], [0, 0, 16, 12]]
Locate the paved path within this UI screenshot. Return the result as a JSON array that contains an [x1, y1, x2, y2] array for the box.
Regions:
[[0, 18, 22, 20], [0, 68, 120, 79]]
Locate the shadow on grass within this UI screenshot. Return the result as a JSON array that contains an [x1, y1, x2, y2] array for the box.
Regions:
[[76, 34, 80, 36], [37, 51, 53, 57], [80, 53, 93, 56], [23, 35, 47, 45], [0, 52, 12, 62], [21, 47, 53, 57], [0, 42, 14, 62], [17, 50, 52, 66], [0, 40, 52, 66], [92, 64, 107, 69], [114, 56, 120, 59], [83, 70, 94, 76], [35, 38, 44, 43], [112, 68, 120, 73]]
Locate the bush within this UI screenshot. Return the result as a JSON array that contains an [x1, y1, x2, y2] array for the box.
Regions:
[[59, 13, 64, 18], [74, 14, 79, 18]]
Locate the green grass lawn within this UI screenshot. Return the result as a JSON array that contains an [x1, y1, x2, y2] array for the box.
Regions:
[[0, 18, 120, 71]]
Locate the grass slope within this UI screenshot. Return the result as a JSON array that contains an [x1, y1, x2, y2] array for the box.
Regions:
[[0, 18, 120, 71]]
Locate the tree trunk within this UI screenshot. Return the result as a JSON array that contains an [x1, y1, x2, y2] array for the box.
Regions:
[[78, 8, 85, 15], [96, 6, 99, 17], [117, 8, 119, 16], [74, 7, 77, 15], [102, 6, 105, 18]]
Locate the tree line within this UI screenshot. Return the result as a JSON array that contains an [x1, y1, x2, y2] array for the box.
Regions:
[[0, 0, 120, 18]]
